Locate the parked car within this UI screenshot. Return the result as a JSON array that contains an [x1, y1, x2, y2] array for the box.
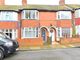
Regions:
[[0, 32, 19, 60]]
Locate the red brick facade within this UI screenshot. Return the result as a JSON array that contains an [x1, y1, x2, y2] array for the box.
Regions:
[[0, 0, 80, 47]]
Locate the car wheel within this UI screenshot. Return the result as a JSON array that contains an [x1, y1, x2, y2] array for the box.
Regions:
[[0, 49, 4, 60]]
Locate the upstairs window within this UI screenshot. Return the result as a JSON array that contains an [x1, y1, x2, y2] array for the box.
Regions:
[[0, 11, 18, 21], [22, 10, 39, 20], [75, 9, 80, 18], [57, 11, 72, 19]]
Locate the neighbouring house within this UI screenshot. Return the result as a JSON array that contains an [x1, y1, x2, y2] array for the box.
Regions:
[[0, 0, 80, 47]]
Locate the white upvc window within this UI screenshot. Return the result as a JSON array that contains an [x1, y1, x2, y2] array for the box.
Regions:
[[0, 11, 18, 21], [76, 25, 80, 35], [57, 27, 72, 38], [22, 10, 39, 20], [56, 28, 60, 37], [57, 11, 72, 19], [5, 0, 22, 5], [22, 27, 39, 38], [62, 28, 71, 38], [0, 29, 17, 40], [75, 9, 80, 18], [56, 27, 62, 38]]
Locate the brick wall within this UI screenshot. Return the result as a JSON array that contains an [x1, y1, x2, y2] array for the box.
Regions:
[[60, 38, 80, 44]]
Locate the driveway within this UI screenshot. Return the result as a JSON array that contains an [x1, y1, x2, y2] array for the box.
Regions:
[[4, 48, 80, 60]]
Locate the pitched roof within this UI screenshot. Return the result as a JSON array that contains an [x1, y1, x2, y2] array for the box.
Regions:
[[0, 5, 22, 11], [0, 4, 80, 11], [24, 5, 72, 11], [0, 5, 73, 11], [66, 4, 80, 9]]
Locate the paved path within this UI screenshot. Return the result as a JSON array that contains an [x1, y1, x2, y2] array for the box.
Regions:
[[4, 48, 80, 60]]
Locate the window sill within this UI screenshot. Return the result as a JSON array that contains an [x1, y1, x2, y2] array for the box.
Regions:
[[21, 37, 39, 39], [57, 19, 72, 20], [22, 19, 39, 20], [0, 20, 18, 22]]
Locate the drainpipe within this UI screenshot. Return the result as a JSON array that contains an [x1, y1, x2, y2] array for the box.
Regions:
[[18, 12, 22, 39], [72, 9, 76, 37]]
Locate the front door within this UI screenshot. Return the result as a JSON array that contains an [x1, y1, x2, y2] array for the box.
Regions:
[[41, 29, 46, 42], [50, 32, 55, 42], [50, 30, 55, 44]]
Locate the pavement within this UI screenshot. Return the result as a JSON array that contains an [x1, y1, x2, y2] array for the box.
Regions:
[[18, 42, 80, 51]]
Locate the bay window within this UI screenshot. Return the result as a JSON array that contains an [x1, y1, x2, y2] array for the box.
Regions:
[[57, 11, 72, 19], [57, 28, 60, 37], [75, 9, 80, 18], [62, 28, 70, 38], [0, 11, 18, 21], [56, 27, 62, 38], [0, 29, 17, 40], [22, 27, 39, 38], [22, 10, 39, 20], [76, 25, 80, 35]]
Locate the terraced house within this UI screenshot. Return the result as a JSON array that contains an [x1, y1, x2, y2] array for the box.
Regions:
[[0, 0, 80, 47]]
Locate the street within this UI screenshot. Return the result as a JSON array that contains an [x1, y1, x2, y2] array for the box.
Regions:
[[4, 48, 80, 60]]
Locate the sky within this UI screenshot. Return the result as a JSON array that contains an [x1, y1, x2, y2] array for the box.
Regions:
[[27, 0, 80, 5], [5, 0, 80, 5]]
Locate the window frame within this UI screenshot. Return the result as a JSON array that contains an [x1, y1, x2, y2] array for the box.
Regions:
[[57, 11, 72, 20], [22, 10, 39, 20], [76, 25, 80, 35], [61, 28, 71, 38], [75, 9, 80, 18], [0, 29, 17, 39], [22, 27, 39, 38], [0, 11, 18, 21]]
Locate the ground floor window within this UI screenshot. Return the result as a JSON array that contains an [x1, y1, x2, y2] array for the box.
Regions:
[[57, 28, 60, 37], [62, 28, 70, 38], [22, 27, 39, 38], [76, 25, 80, 35], [57, 27, 72, 38], [0, 29, 17, 39]]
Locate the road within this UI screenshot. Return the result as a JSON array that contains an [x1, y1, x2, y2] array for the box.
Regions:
[[4, 48, 80, 60]]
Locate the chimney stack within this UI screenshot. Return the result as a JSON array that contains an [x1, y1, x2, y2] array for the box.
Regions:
[[22, 0, 27, 6], [59, 0, 65, 5], [0, 0, 4, 5]]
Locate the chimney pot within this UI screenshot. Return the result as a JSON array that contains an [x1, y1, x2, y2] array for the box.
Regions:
[[0, 0, 4, 5], [22, 0, 27, 6], [59, 0, 65, 5]]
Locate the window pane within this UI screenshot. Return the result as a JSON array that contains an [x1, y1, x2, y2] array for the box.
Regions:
[[58, 11, 71, 19], [23, 27, 38, 38], [0, 29, 17, 39], [23, 10, 38, 20], [62, 28, 70, 38], [75, 9, 80, 18], [0, 11, 17, 21], [58, 28, 60, 37]]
